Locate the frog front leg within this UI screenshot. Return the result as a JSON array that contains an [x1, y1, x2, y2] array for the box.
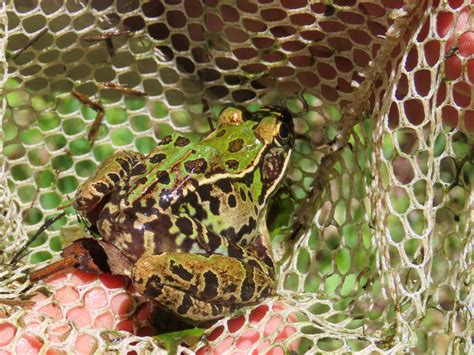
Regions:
[[132, 217, 276, 322], [74, 150, 142, 224]]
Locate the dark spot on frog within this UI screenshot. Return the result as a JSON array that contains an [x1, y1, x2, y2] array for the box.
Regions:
[[159, 135, 173, 145], [139, 213, 175, 252], [260, 286, 272, 298], [175, 192, 208, 221], [179, 235, 197, 253], [184, 158, 208, 174], [93, 182, 109, 194], [221, 217, 256, 244], [149, 153, 166, 164], [240, 265, 256, 302], [216, 129, 226, 137], [116, 157, 131, 171], [202, 270, 219, 299], [228, 244, 244, 259], [193, 203, 209, 222], [205, 230, 222, 252], [225, 159, 239, 169], [195, 224, 209, 251], [176, 217, 194, 236], [221, 226, 238, 243], [169, 259, 193, 281], [164, 274, 178, 283], [205, 166, 226, 178], [216, 179, 232, 193], [247, 190, 253, 202], [242, 172, 254, 186], [262, 153, 284, 182], [132, 196, 155, 211], [159, 188, 173, 209], [157, 171, 171, 185], [228, 138, 244, 153], [239, 188, 246, 202], [136, 171, 171, 199], [258, 182, 273, 205], [197, 185, 220, 215], [131, 163, 146, 176], [187, 283, 198, 294], [174, 136, 191, 147], [211, 303, 223, 316], [253, 244, 274, 271], [108, 172, 120, 183], [209, 199, 220, 216], [227, 194, 237, 208], [223, 283, 237, 293], [239, 217, 256, 238], [247, 258, 263, 272], [144, 275, 163, 298], [135, 176, 148, 186], [177, 293, 193, 315]]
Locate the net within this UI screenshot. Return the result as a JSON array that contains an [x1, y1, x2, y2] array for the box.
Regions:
[[0, 0, 472, 353]]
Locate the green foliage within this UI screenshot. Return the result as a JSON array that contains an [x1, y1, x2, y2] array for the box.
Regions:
[[154, 328, 205, 354]]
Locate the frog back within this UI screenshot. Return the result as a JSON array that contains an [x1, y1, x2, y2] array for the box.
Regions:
[[122, 123, 264, 209], [120, 133, 220, 207]]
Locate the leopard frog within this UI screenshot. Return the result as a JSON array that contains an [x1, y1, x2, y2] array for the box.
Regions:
[[69, 106, 293, 322]]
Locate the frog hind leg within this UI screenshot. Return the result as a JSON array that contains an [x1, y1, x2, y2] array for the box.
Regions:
[[74, 150, 142, 224], [132, 251, 276, 322]]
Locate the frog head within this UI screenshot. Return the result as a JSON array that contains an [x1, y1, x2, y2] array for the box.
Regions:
[[207, 106, 294, 206]]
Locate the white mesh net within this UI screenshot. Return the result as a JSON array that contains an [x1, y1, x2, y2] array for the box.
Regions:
[[0, 0, 472, 354]]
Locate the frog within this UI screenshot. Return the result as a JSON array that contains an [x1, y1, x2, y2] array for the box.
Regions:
[[32, 106, 294, 323]]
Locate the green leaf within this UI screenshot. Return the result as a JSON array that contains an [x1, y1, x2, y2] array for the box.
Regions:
[[154, 327, 205, 353]]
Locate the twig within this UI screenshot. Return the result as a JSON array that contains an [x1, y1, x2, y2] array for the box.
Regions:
[[0, 298, 34, 308], [29, 255, 77, 282], [21, 185, 40, 219], [11, 28, 48, 60], [57, 201, 73, 210], [84, 30, 133, 57], [10, 212, 66, 266], [83, 30, 133, 42], [97, 82, 147, 97], [71, 89, 105, 146]]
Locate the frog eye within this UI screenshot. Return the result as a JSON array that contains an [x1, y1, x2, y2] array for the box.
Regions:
[[276, 122, 290, 146]]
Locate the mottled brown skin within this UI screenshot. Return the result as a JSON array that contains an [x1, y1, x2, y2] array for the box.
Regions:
[[72, 106, 294, 322]]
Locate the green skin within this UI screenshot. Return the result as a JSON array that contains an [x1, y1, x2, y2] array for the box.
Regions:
[[73, 106, 294, 322]]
